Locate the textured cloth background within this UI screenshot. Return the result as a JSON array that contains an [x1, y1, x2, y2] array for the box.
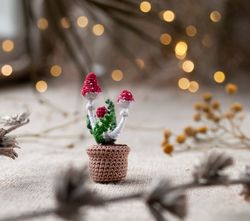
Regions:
[[0, 81, 250, 221]]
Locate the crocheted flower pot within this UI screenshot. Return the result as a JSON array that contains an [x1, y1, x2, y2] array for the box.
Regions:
[[86, 144, 130, 183]]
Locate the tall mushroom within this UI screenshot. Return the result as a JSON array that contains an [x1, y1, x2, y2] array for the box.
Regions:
[[105, 90, 134, 141], [81, 72, 101, 128]]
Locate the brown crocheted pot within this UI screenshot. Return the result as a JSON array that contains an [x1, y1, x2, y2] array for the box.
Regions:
[[86, 144, 130, 183]]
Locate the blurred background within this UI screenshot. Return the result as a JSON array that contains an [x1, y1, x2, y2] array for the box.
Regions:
[[0, 0, 250, 93]]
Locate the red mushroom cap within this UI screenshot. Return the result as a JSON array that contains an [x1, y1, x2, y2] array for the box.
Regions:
[[117, 90, 134, 102], [96, 106, 108, 118], [81, 72, 101, 96]]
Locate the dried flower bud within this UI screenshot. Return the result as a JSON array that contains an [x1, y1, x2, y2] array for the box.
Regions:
[[212, 101, 220, 110], [161, 139, 168, 148], [164, 130, 172, 139], [145, 180, 187, 220], [224, 111, 235, 119], [163, 143, 174, 155], [231, 103, 243, 112], [193, 151, 234, 184], [213, 116, 221, 123], [193, 113, 201, 122], [202, 104, 210, 113], [184, 126, 197, 137], [203, 92, 212, 102], [176, 134, 186, 144], [194, 103, 203, 111], [240, 166, 250, 202], [225, 83, 238, 94], [198, 126, 207, 134]]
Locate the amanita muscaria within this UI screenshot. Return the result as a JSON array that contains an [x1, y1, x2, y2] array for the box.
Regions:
[[81, 72, 134, 144]]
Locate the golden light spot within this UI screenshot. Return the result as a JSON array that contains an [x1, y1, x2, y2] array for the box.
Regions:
[[139, 1, 151, 13], [92, 24, 105, 36], [214, 71, 225, 83], [186, 25, 197, 37], [160, 33, 172, 45], [1, 64, 13, 76], [37, 18, 48, 30], [135, 58, 145, 69], [188, 81, 199, 93], [178, 77, 190, 90], [182, 60, 194, 73], [36, 80, 48, 93], [77, 16, 88, 28], [1, 40, 14, 52], [50, 65, 62, 77], [210, 10, 221, 22], [202, 34, 212, 48], [176, 53, 186, 60], [60, 17, 71, 29], [175, 41, 188, 57], [111, 69, 123, 81], [163, 10, 175, 22]]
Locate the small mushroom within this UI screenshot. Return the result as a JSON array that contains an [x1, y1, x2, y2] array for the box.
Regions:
[[117, 90, 134, 109], [96, 106, 108, 118]]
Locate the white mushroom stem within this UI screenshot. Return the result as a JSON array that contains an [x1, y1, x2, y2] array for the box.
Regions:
[[86, 100, 97, 129], [105, 108, 129, 141]]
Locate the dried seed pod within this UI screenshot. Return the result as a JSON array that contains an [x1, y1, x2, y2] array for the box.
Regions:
[[176, 134, 186, 144], [184, 126, 197, 137], [163, 144, 174, 155], [193, 113, 201, 122], [231, 103, 243, 112], [203, 92, 212, 102], [225, 83, 238, 94], [198, 126, 207, 134], [211, 101, 220, 110]]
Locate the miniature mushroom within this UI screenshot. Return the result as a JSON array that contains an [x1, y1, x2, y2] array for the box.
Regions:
[[117, 90, 135, 109], [81, 72, 102, 128]]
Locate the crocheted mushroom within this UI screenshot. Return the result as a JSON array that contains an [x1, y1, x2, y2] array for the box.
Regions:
[[96, 106, 108, 118], [117, 90, 134, 109], [81, 72, 101, 100]]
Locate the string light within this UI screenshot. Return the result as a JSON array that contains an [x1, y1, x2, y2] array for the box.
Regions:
[[188, 81, 199, 93], [160, 33, 172, 45], [92, 24, 105, 36], [163, 10, 175, 22], [202, 34, 212, 48], [135, 58, 145, 69], [60, 17, 70, 29], [178, 77, 190, 90], [175, 41, 188, 57], [182, 60, 194, 73], [50, 65, 62, 77], [186, 25, 197, 37], [213, 71, 225, 83], [77, 16, 88, 28], [1, 40, 14, 52], [37, 18, 48, 30], [1, 64, 13, 76], [139, 1, 151, 13], [210, 10, 221, 22], [111, 69, 123, 81], [35, 80, 48, 93]]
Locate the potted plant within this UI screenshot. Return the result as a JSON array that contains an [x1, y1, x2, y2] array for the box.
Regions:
[[81, 72, 134, 183]]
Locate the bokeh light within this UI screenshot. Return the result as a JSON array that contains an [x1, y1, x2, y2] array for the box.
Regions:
[[188, 81, 199, 93], [186, 25, 197, 37], [135, 58, 145, 69], [61, 17, 70, 29], [160, 33, 172, 45], [36, 80, 48, 93], [37, 18, 48, 30], [92, 24, 105, 36], [1, 64, 13, 76], [210, 10, 221, 22], [111, 69, 124, 81], [77, 16, 88, 28], [50, 65, 62, 77], [1, 40, 14, 52], [175, 41, 188, 57], [202, 34, 212, 48], [163, 10, 175, 22], [182, 60, 194, 73], [214, 71, 225, 83], [178, 77, 190, 90], [139, 1, 151, 13]]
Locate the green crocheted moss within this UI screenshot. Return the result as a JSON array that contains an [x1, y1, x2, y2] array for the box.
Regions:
[[88, 99, 117, 144]]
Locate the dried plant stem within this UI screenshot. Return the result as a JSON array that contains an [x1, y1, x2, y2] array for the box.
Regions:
[[5, 121, 30, 135]]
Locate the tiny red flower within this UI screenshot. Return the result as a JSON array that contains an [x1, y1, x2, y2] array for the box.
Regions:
[[96, 106, 108, 118]]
